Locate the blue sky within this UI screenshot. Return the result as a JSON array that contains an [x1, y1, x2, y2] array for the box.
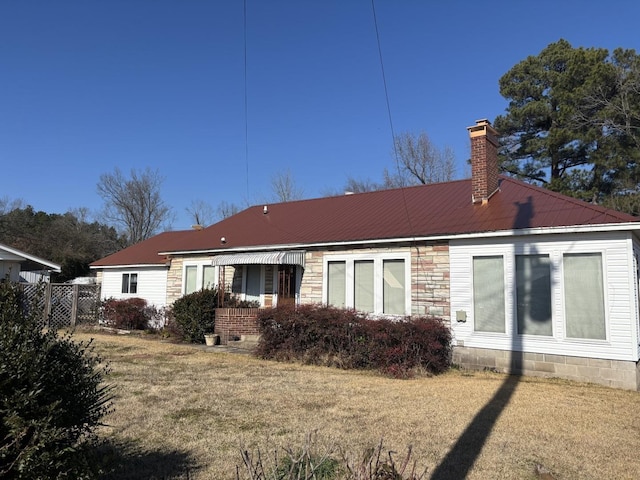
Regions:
[[2, 1, 639, 230]]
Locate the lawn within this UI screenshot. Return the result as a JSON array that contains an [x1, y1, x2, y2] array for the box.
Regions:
[[77, 330, 640, 480]]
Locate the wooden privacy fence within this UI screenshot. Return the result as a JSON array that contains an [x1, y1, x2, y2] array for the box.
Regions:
[[20, 283, 101, 329]]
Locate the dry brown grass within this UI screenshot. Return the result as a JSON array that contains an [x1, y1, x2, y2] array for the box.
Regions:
[[76, 330, 640, 480]]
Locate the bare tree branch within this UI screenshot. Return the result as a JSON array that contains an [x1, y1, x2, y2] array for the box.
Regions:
[[97, 167, 172, 245], [270, 169, 304, 202]]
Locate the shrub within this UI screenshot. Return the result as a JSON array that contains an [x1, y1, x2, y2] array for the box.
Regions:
[[0, 281, 113, 479], [255, 304, 451, 377], [170, 288, 218, 343], [101, 297, 152, 330]]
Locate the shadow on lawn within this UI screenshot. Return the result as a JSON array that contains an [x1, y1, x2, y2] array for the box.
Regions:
[[431, 195, 537, 479], [96, 438, 199, 480]]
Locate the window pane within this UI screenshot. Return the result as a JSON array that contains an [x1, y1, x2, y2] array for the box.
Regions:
[[354, 260, 374, 313], [383, 259, 405, 315], [327, 261, 346, 308], [129, 273, 138, 294], [516, 255, 552, 335], [121, 273, 129, 294], [245, 265, 261, 303], [564, 253, 605, 339], [202, 265, 216, 290], [185, 266, 197, 294], [473, 256, 505, 332]]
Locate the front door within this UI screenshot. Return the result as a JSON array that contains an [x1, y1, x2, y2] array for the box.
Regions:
[[277, 265, 296, 307]]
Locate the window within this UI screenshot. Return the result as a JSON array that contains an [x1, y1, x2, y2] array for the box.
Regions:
[[327, 261, 346, 308], [354, 260, 374, 312], [383, 259, 405, 315], [245, 265, 261, 303], [516, 255, 552, 335], [183, 262, 218, 295], [324, 254, 409, 315], [472, 256, 505, 333], [121, 273, 138, 294], [564, 253, 605, 339]]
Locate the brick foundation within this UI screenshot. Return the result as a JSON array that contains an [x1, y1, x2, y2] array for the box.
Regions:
[[453, 345, 640, 391], [214, 308, 260, 344]]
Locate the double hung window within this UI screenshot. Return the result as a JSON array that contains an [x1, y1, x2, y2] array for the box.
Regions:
[[121, 273, 138, 294]]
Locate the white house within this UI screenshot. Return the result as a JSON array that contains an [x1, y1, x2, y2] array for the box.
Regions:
[[0, 242, 61, 283], [91, 119, 640, 390]]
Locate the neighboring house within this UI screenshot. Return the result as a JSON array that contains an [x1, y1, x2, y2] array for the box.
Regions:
[[0, 243, 61, 283], [91, 120, 640, 390]]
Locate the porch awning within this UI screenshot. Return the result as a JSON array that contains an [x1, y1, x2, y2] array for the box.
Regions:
[[211, 250, 305, 268]]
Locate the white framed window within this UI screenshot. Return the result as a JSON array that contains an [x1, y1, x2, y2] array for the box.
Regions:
[[243, 264, 263, 304], [563, 253, 606, 340], [472, 256, 505, 333], [182, 261, 218, 295], [323, 253, 410, 316], [121, 273, 138, 294], [516, 254, 552, 336]]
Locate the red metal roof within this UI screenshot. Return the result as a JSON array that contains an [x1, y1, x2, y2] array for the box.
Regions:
[[92, 176, 638, 267], [90, 230, 196, 267]]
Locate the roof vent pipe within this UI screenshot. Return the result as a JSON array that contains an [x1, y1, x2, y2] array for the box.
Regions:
[[263, 205, 268, 214]]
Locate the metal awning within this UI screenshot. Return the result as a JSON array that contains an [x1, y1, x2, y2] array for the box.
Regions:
[[211, 250, 305, 268]]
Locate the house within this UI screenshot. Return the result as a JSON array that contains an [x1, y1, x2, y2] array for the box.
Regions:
[[0, 242, 61, 283], [91, 119, 640, 390]]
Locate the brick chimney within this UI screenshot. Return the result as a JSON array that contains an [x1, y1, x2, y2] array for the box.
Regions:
[[468, 119, 500, 204]]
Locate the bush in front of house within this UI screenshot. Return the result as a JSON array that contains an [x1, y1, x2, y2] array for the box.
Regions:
[[101, 297, 157, 330], [255, 304, 452, 377], [169, 288, 218, 343], [0, 280, 113, 479]]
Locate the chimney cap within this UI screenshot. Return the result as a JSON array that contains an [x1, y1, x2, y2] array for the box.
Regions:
[[467, 118, 498, 142]]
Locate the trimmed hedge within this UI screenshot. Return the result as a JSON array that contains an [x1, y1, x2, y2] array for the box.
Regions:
[[101, 297, 153, 330], [255, 304, 452, 377]]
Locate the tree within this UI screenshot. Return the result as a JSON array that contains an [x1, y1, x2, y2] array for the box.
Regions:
[[97, 167, 172, 246], [0, 206, 123, 281], [186, 199, 216, 227], [215, 200, 241, 220], [384, 131, 455, 187], [341, 131, 455, 193], [270, 169, 304, 202], [494, 39, 640, 207]]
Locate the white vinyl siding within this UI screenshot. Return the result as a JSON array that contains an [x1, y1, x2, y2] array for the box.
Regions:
[[100, 267, 168, 307], [450, 232, 640, 362]]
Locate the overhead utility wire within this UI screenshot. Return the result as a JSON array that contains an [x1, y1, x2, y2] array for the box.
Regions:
[[370, 0, 414, 234], [244, 0, 250, 199], [371, 0, 425, 315]]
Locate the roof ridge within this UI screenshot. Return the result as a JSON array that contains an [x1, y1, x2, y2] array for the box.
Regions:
[[500, 176, 637, 221]]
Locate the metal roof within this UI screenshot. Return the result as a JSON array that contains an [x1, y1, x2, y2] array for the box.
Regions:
[[91, 176, 639, 268]]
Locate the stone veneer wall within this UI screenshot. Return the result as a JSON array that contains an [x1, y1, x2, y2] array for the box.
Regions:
[[453, 346, 640, 391], [299, 251, 324, 303], [411, 243, 450, 323], [215, 308, 260, 344], [166, 257, 184, 305]]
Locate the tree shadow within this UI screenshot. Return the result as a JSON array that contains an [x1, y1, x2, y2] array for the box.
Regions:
[[95, 438, 200, 480], [431, 194, 536, 479]]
